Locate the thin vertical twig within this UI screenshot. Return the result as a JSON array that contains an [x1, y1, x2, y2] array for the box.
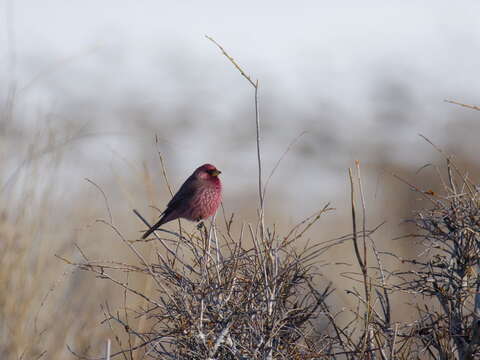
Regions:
[[348, 168, 364, 271], [105, 338, 111, 360], [209, 213, 221, 283], [155, 135, 174, 197], [253, 81, 263, 204], [155, 145, 183, 252], [254, 81, 265, 240], [348, 167, 372, 357], [355, 161, 373, 356], [355, 161, 367, 277], [206, 35, 264, 240]]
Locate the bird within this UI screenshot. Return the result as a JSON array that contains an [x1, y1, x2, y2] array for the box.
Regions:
[[142, 163, 222, 239]]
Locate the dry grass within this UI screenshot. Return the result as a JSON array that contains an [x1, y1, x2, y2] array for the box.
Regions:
[[0, 122, 116, 359]]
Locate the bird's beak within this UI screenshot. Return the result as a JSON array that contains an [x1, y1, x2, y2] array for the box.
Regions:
[[211, 169, 221, 177]]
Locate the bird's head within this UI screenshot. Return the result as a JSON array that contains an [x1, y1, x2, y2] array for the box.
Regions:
[[194, 164, 222, 182]]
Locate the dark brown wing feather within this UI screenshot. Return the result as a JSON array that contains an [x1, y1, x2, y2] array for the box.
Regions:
[[141, 175, 198, 239]]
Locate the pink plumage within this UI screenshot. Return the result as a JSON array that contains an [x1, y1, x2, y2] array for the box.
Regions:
[[142, 164, 222, 239]]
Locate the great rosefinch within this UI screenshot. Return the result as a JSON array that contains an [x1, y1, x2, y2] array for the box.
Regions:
[[142, 163, 222, 239]]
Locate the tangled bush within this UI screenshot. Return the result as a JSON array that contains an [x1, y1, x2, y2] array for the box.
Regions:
[[394, 157, 480, 359], [68, 205, 336, 359]]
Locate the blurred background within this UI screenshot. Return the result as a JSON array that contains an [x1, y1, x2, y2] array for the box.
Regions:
[[1, 1, 480, 358]]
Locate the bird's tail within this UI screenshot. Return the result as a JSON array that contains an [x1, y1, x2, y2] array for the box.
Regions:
[[142, 216, 166, 239]]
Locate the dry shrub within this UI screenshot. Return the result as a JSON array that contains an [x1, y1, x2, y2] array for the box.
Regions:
[[67, 205, 338, 359], [319, 150, 480, 360], [392, 152, 480, 359]]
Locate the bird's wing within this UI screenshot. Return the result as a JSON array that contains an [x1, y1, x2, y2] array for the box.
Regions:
[[165, 176, 198, 211], [141, 177, 199, 239]]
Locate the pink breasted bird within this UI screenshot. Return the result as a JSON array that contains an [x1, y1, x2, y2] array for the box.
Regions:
[[142, 164, 222, 239]]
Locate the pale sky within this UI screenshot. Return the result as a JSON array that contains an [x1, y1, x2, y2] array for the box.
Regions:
[[1, 1, 479, 215]]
